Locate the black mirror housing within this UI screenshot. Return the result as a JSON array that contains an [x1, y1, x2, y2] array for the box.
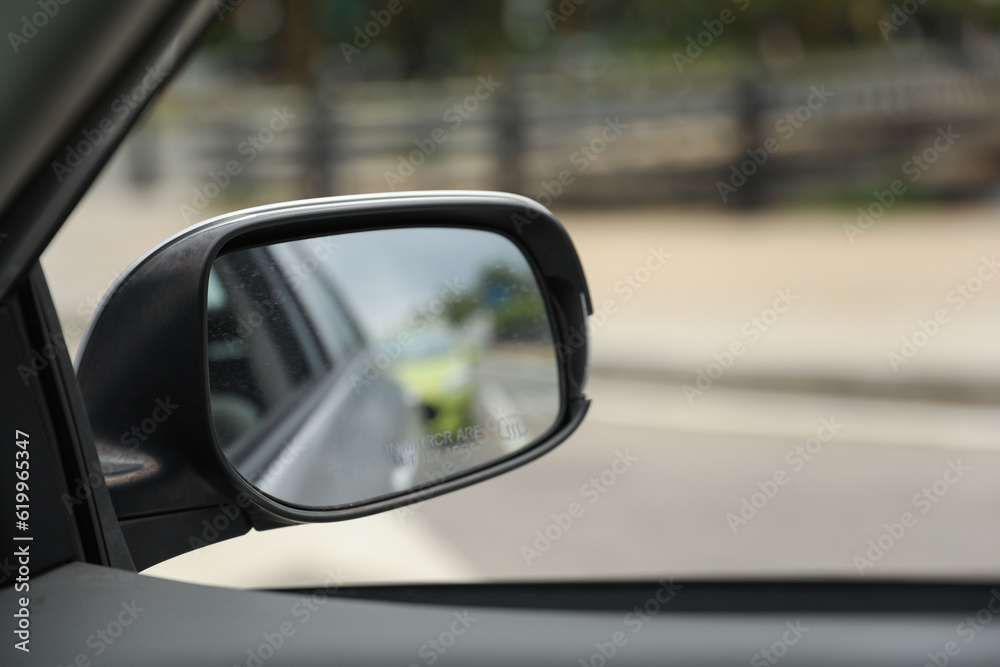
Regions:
[[77, 191, 591, 569]]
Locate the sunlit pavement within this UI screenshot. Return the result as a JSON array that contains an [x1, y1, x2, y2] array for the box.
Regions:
[[559, 205, 1000, 389], [43, 165, 1000, 586], [144, 513, 481, 589], [147, 393, 1000, 584], [415, 413, 1000, 581]]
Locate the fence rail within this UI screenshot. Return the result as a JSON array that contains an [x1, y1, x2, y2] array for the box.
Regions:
[[133, 46, 1000, 208]]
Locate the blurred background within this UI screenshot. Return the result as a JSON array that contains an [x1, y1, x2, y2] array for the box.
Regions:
[[42, 0, 1000, 586]]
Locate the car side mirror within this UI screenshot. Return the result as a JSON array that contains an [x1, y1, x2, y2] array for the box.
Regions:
[[77, 191, 591, 569]]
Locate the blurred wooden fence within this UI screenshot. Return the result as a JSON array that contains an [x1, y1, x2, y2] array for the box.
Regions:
[[132, 45, 1000, 208]]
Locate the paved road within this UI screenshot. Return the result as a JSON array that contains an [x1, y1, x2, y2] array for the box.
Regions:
[[411, 375, 1000, 581], [146, 374, 1000, 586]]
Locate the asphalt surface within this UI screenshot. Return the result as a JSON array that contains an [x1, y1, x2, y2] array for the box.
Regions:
[[413, 376, 1000, 581], [145, 374, 1000, 586]]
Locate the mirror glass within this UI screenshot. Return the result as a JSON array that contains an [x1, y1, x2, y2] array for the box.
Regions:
[[206, 227, 562, 508]]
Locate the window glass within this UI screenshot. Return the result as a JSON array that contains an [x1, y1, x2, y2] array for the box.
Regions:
[[42, 0, 1000, 587]]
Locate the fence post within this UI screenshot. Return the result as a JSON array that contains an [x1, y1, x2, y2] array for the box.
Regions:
[[495, 70, 525, 195], [731, 75, 766, 209], [303, 91, 338, 197]]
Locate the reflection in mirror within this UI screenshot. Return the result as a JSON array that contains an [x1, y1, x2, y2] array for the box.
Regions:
[[207, 227, 561, 508]]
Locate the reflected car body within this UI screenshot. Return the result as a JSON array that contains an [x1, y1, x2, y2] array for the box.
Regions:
[[208, 241, 424, 508]]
